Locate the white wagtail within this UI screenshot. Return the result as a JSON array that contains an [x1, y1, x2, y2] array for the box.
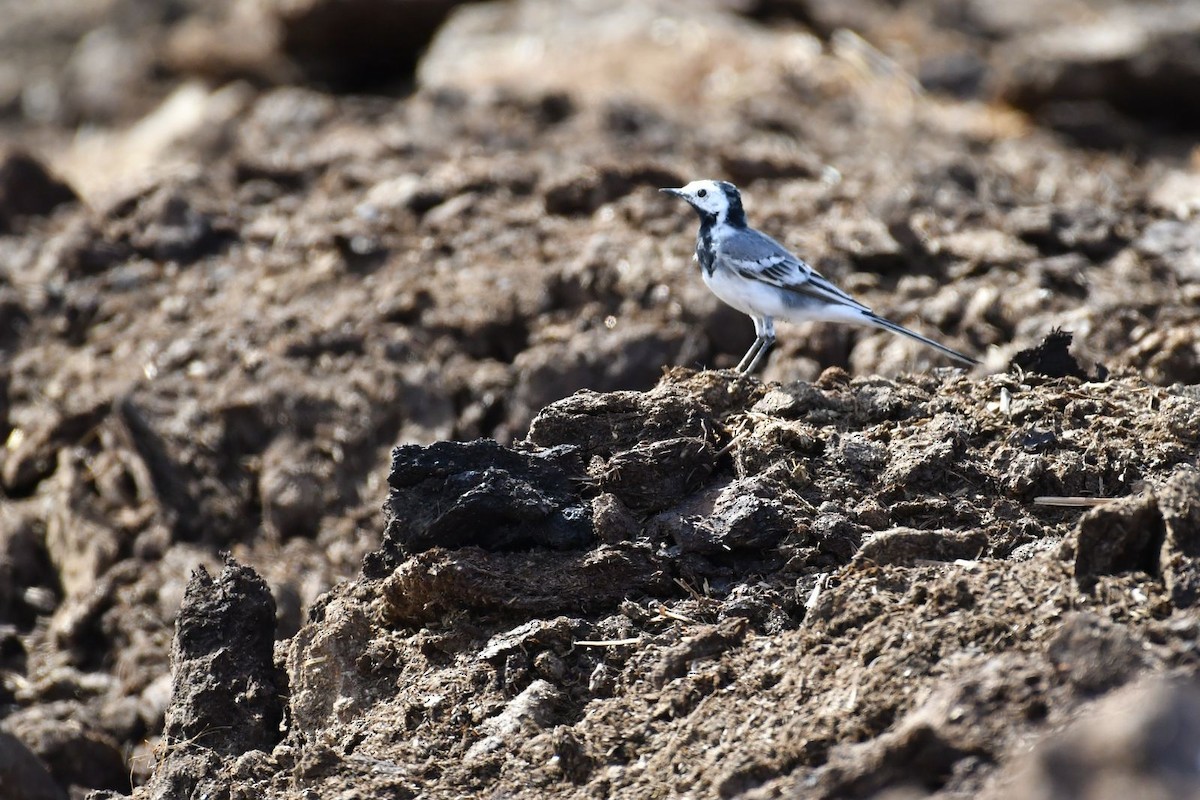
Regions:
[[661, 179, 978, 373]]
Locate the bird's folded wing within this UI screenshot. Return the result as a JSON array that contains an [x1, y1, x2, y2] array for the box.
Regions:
[[724, 231, 871, 312]]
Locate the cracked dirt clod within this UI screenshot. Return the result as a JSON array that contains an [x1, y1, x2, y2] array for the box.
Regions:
[[377, 439, 592, 567], [1155, 469, 1200, 609], [526, 381, 726, 459], [592, 435, 719, 514], [1070, 469, 1200, 602], [1072, 494, 1164, 585], [378, 544, 672, 625], [144, 557, 282, 800], [854, 527, 989, 567]]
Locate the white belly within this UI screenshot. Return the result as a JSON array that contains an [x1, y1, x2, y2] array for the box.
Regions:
[[701, 263, 871, 327], [702, 267, 784, 319]]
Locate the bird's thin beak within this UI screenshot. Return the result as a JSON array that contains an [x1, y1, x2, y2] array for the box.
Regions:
[[660, 187, 685, 198]]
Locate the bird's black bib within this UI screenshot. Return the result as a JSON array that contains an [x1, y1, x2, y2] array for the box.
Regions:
[[696, 224, 717, 276]]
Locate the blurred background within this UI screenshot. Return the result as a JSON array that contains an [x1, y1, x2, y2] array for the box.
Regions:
[[6, 0, 1200, 143]]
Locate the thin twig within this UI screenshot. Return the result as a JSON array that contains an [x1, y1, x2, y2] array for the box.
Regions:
[[1034, 496, 1119, 508], [716, 431, 749, 458], [656, 604, 698, 624], [674, 577, 707, 602]]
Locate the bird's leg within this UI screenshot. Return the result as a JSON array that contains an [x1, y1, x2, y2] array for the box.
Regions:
[[743, 337, 774, 374], [736, 317, 767, 373], [743, 319, 776, 374], [736, 339, 763, 372]]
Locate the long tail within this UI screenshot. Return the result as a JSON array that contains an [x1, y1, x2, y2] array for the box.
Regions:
[[863, 312, 978, 366]]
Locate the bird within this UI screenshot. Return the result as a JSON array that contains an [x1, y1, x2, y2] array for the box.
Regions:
[[660, 179, 978, 374]]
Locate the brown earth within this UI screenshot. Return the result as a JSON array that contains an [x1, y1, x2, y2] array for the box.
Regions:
[[0, 0, 1199, 798]]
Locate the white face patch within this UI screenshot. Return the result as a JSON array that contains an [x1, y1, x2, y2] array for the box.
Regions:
[[678, 180, 730, 218]]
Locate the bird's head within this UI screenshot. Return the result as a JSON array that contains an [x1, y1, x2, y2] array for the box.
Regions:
[[660, 179, 746, 228]]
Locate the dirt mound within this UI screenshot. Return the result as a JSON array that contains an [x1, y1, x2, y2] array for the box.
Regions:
[[132, 367, 1200, 799]]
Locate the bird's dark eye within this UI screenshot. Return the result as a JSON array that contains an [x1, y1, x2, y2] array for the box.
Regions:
[[697, 189, 708, 197]]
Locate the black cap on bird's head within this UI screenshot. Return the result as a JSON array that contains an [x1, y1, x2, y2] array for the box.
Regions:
[[660, 179, 746, 228]]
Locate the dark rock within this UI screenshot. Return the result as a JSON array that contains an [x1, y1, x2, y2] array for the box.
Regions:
[[1010, 329, 1106, 381], [0, 731, 66, 800], [166, 558, 282, 751], [2, 711, 128, 796], [0, 150, 77, 233], [378, 439, 592, 566], [273, 0, 476, 89]]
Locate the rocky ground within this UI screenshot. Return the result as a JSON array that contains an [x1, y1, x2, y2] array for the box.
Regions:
[[0, 0, 1199, 798]]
